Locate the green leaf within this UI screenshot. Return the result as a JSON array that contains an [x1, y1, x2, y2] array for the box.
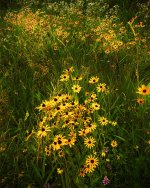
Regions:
[[114, 135, 126, 141], [31, 161, 42, 180]]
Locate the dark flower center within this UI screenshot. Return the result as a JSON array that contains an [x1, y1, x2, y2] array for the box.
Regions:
[[58, 140, 62, 144], [66, 120, 69, 124]]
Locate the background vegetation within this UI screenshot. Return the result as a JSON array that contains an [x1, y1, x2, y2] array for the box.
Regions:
[[0, 0, 150, 187]]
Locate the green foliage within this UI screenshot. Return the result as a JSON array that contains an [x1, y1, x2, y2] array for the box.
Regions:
[[0, 1, 150, 187]]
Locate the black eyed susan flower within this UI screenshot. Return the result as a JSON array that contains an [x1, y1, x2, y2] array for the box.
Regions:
[[72, 84, 82, 93], [96, 83, 106, 92], [83, 117, 92, 124], [113, 44, 118, 50], [89, 76, 99, 84], [85, 155, 99, 169], [51, 134, 67, 151], [60, 74, 69, 81], [137, 98, 144, 105], [58, 150, 65, 157], [87, 93, 97, 102], [79, 167, 86, 177], [36, 100, 52, 111], [91, 102, 100, 110], [84, 122, 97, 132], [54, 134, 67, 145], [85, 164, 95, 173], [117, 40, 123, 46], [111, 140, 118, 148], [37, 125, 51, 138], [62, 94, 72, 101], [105, 48, 110, 54], [66, 137, 76, 147], [72, 76, 83, 81], [99, 116, 109, 126], [68, 131, 77, 138], [51, 141, 61, 151], [84, 137, 96, 149], [45, 146, 51, 156], [137, 85, 150, 95], [64, 66, 74, 74], [78, 128, 89, 137]]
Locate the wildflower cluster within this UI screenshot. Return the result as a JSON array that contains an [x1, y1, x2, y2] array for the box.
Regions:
[[136, 84, 150, 105], [32, 67, 118, 177], [4, 6, 147, 54]]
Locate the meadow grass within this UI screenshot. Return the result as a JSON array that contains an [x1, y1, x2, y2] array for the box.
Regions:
[[0, 1, 150, 187]]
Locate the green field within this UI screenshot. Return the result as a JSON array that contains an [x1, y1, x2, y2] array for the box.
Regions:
[[0, 1, 150, 187]]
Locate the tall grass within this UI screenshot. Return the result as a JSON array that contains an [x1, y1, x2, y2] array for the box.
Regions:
[[0, 1, 150, 187]]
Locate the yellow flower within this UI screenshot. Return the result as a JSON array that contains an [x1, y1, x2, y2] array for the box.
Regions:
[[106, 158, 110, 162], [60, 74, 69, 81], [117, 41, 123, 46], [111, 140, 118, 148], [64, 67, 74, 74], [112, 44, 118, 50], [72, 76, 83, 81], [85, 164, 95, 173], [66, 137, 76, 147], [72, 84, 82, 93], [84, 122, 97, 132], [99, 117, 109, 126], [91, 102, 100, 110], [51, 134, 67, 151], [85, 155, 99, 169], [51, 141, 61, 151], [101, 151, 106, 157], [84, 137, 96, 149], [137, 85, 150, 95], [54, 134, 67, 145], [137, 98, 144, 105], [89, 76, 99, 84], [36, 100, 53, 111], [110, 121, 118, 126], [45, 146, 51, 156], [57, 168, 63, 174], [62, 94, 72, 101], [78, 128, 89, 137], [105, 48, 110, 54], [37, 125, 51, 138], [87, 93, 97, 102], [79, 168, 86, 177], [96, 83, 106, 92]]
